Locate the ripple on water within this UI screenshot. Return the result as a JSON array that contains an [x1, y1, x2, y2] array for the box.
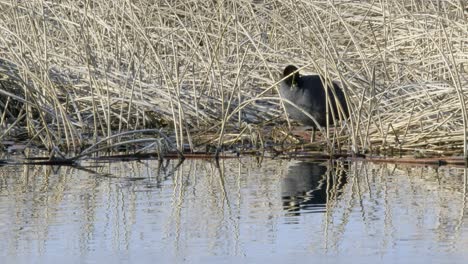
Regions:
[[0, 158, 467, 263]]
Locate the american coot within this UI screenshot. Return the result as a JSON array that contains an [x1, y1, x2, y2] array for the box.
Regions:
[[279, 65, 349, 138]]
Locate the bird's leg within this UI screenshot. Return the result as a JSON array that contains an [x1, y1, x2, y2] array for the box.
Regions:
[[310, 127, 316, 143]]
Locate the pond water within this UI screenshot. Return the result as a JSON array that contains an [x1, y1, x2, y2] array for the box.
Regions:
[[0, 156, 467, 263]]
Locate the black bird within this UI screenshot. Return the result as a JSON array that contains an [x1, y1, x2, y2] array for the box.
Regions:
[[279, 65, 349, 138]]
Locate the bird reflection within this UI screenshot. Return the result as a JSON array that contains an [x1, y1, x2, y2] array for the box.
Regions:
[[281, 161, 347, 217]]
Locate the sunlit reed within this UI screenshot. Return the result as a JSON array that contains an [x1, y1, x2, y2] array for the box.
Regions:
[[0, 0, 466, 156]]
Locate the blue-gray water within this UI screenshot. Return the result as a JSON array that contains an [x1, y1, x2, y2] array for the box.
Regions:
[[0, 157, 467, 263]]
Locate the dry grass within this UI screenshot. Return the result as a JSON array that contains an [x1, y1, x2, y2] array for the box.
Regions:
[[0, 0, 467, 157]]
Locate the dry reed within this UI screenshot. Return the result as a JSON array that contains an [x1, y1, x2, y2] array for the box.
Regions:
[[0, 0, 467, 157]]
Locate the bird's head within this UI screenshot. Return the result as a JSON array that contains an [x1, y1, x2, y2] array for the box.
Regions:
[[283, 65, 300, 87]]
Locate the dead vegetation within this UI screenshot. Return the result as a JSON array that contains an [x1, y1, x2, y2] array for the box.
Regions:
[[0, 0, 467, 158]]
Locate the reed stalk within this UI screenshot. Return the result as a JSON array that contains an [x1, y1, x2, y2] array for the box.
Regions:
[[0, 0, 466, 156]]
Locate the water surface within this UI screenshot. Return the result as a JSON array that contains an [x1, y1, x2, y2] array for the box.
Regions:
[[0, 157, 467, 263]]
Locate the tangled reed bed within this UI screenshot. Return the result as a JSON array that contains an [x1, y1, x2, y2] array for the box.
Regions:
[[0, 0, 467, 158]]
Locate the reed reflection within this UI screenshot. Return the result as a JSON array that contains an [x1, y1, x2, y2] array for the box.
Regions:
[[281, 161, 347, 216]]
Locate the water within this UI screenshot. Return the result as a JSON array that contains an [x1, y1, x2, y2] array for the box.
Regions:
[[0, 157, 467, 263]]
